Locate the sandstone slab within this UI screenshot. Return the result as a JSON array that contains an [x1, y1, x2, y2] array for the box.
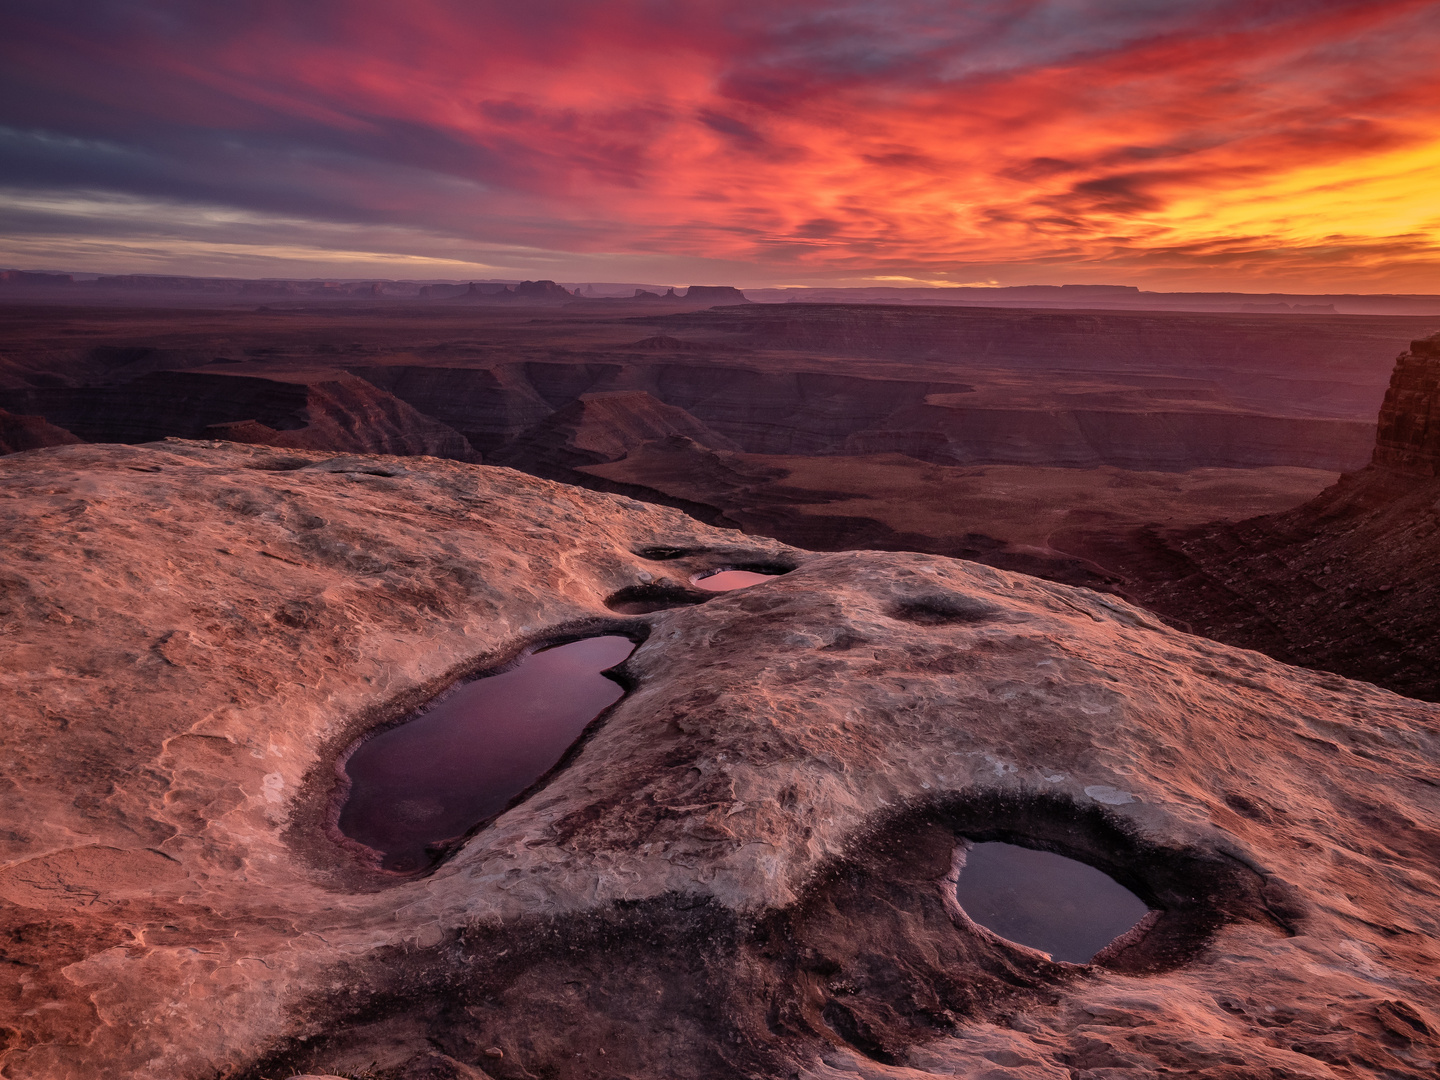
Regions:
[[0, 441, 1437, 1079]]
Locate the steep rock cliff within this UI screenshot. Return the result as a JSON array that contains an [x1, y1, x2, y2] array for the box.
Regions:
[[1373, 333, 1440, 476], [0, 408, 82, 454], [0, 371, 479, 462], [1082, 333, 1440, 699]]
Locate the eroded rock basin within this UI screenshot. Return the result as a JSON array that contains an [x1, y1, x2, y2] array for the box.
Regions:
[[337, 635, 636, 872], [954, 840, 1150, 963], [692, 568, 782, 591]]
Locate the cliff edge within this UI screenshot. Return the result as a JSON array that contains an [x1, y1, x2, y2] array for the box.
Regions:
[[1373, 332, 1440, 476], [1080, 332, 1440, 699]]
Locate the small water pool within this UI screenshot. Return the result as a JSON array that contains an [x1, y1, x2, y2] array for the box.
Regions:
[[338, 635, 636, 872], [692, 569, 783, 591], [955, 841, 1151, 963]]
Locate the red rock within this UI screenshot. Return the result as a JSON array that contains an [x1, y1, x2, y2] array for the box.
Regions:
[[1076, 333, 1440, 700], [0, 407, 82, 454], [1373, 333, 1440, 476], [1, 440, 1437, 1078], [0, 371, 479, 462]]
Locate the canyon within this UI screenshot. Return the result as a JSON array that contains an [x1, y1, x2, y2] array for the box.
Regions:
[[2, 295, 1439, 1078], [0, 302, 1420, 474], [1076, 332, 1440, 701], [4, 299, 1438, 701]]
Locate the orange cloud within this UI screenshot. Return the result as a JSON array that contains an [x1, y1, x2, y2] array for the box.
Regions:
[[2, 0, 1438, 289]]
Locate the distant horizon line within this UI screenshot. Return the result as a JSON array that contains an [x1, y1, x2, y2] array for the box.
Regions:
[[4, 268, 1440, 302]]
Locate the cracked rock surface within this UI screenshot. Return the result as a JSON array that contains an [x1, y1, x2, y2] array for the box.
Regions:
[[1, 440, 1438, 1079]]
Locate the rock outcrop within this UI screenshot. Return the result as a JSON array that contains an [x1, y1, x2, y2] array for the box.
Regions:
[[1078, 333, 1440, 700], [0, 371, 479, 462], [2, 440, 1438, 1079], [680, 285, 749, 305], [1373, 333, 1440, 476], [0, 408, 82, 454]]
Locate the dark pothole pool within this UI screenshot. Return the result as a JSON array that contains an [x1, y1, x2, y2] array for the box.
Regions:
[[337, 635, 636, 872], [954, 840, 1151, 963]]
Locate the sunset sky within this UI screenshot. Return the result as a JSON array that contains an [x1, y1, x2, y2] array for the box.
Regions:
[[3, 0, 1438, 291]]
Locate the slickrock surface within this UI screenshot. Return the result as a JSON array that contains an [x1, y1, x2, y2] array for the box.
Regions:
[[2, 441, 1438, 1079]]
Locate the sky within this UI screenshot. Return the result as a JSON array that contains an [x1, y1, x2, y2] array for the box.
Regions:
[[2, 0, 1439, 292]]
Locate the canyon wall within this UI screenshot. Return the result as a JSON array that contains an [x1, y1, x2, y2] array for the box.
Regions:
[[0, 371, 479, 462], [0, 409, 82, 454], [1090, 332, 1440, 699], [355, 360, 1372, 471], [1372, 333, 1440, 477]]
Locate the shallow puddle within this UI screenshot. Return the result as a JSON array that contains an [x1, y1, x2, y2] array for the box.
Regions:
[[339, 635, 636, 872], [692, 569, 782, 591], [955, 841, 1150, 963]]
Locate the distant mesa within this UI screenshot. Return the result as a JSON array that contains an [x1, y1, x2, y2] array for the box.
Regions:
[[443, 279, 577, 304], [681, 285, 749, 305], [626, 335, 711, 351], [624, 286, 749, 306], [511, 279, 577, 301], [13, 268, 1439, 315]]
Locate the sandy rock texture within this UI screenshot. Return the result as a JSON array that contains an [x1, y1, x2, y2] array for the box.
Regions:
[[1, 441, 1438, 1079]]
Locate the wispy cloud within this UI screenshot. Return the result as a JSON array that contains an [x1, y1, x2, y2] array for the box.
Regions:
[[1, 0, 1437, 288]]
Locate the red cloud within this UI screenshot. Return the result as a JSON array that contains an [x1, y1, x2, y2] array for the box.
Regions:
[[2, 0, 1438, 289]]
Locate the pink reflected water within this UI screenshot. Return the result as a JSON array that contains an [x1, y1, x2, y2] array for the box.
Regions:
[[338, 635, 636, 872], [692, 569, 781, 591], [955, 841, 1150, 963]]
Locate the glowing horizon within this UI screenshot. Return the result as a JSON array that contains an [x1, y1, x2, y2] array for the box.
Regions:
[[2, 0, 1438, 291]]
